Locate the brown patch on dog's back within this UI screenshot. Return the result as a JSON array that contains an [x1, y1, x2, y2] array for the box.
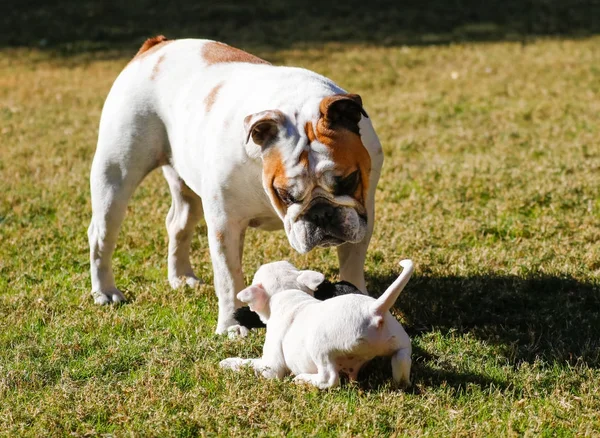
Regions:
[[132, 35, 172, 62], [262, 148, 289, 214], [315, 110, 371, 204], [202, 41, 270, 66], [205, 82, 224, 112]]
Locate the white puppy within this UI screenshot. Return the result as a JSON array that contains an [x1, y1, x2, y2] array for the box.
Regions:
[[220, 260, 414, 389]]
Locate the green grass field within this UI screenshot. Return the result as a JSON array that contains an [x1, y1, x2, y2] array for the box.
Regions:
[[2, 10, 600, 436]]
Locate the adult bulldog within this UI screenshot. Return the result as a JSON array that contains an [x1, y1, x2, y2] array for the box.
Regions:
[[88, 36, 384, 334]]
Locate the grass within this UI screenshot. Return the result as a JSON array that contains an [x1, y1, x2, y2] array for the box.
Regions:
[[2, 25, 600, 437]]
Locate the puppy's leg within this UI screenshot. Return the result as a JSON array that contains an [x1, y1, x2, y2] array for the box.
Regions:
[[391, 346, 412, 388], [205, 209, 246, 335], [88, 113, 165, 304], [293, 356, 340, 389], [162, 165, 203, 289]]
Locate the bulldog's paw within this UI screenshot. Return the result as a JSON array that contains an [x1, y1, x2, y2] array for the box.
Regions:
[[91, 288, 125, 305], [219, 357, 245, 371], [215, 317, 240, 335], [169, 274, 202, 289], [227, 324, 250, 339], [397, 378, 411, 390]]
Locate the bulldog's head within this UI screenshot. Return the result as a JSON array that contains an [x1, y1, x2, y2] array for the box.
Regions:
[[244, 94, 372, 254]]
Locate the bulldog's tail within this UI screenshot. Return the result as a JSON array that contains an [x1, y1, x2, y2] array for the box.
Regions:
[[370, 259, 414, 316]]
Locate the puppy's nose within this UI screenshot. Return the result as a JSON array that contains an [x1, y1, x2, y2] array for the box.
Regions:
[[307, 203, 334, 227]]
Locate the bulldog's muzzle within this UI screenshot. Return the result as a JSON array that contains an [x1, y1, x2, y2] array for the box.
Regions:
[[300, 201, 367, 249]]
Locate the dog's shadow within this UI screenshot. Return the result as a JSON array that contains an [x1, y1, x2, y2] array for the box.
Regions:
[[370, 272, 600, 362], [349, 345, 508, 394], [353, 272, 600, 392]]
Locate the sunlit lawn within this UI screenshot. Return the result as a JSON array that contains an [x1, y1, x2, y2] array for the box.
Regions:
[[1, 35, 599, 436]]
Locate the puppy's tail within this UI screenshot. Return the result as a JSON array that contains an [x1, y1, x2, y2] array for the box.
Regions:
[[370, 259, 414, 316]]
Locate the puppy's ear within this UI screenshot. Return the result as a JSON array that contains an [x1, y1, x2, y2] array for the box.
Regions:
[[319, 94, 368, 134], [297, 270, 325, 292], [237, 284, 268, 312], [244, 110, 287, 149]]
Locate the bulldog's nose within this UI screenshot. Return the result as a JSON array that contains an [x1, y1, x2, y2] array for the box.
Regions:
[[307, 203, 334, 227]]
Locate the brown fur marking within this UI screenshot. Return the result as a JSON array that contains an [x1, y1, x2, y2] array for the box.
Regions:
[[202, 41, 270, 66], [204, 82, 224, 112], [305, 122, 317, 143], [315, 103, 371, 204], [319, 94, 366, 135], [137, 35, 168, 55], [131, 35, 172, 63], [262, 148, 288, 214], [298, 150, 309, 168]]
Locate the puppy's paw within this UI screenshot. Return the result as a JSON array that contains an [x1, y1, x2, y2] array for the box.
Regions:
[[169, 274, 202, 289], [91, 288, 125, 305], [293, 374, 317, 386], [227, 324, 250, 339], [293, 373, 339, 389], [220, 357, 245, 371], [260, 367, 280, 380]]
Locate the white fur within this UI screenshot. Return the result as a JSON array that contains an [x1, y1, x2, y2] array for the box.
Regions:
[[220, 260, 414, 388], [88, 39, 383, 334]]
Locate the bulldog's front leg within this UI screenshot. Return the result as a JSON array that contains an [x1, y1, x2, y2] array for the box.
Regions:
[[206, 214, 247, 335], [337, 193, 376, 293], [337, 241, 368, 293]]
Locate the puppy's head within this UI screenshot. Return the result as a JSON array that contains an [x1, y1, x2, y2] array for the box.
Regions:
[[244, 94, 372, 254], [252, 260, 325, 296], [237, 261, 326, 323]]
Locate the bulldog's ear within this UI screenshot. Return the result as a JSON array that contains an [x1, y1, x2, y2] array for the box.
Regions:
[[319, 94, 369, 133], [237, 284, 268, 312], [297, 270, 326, 292], [244, 110, 287, 148]]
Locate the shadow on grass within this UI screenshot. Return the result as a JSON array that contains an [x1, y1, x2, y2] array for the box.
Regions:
[[3, 0, 600, 56], [354, 345, 510, 394], [367, 272, 600, 368]]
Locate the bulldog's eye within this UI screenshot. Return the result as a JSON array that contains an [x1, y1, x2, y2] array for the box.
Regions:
[[334, 170, 360, 196], [275, 187, 297, 205]]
